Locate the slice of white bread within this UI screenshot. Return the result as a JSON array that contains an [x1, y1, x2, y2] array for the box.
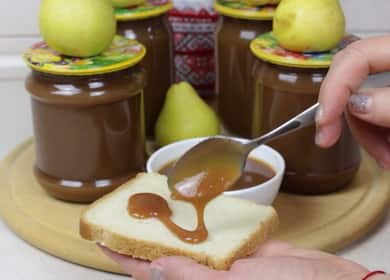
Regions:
[[80, 173, 278, 270]]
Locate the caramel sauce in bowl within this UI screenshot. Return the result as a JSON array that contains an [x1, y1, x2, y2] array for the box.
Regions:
[[146, 137, 285, 205]]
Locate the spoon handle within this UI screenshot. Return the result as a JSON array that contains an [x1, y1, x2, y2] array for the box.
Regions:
[[246, 103, 319, 150]]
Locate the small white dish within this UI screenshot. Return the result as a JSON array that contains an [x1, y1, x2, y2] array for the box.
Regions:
[[146, 137, 285, 205]]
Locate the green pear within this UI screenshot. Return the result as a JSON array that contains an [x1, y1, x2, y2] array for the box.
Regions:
[[39, 0, 116, 57], [273, 0, 345, 52], [155, 82, 220, 147], [112, 0, 145, 8]]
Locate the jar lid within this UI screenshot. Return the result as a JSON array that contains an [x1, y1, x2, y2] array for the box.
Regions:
[[213, 0, 276, 21], [23, 36, 146, 76], [115, 0, 173, 21], [250, 32, 359, 69]]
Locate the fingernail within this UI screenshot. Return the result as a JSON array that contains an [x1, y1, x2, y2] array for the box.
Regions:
[[150, 264, 165, 280], [315, 105, 324, 123], [349, 94, 371, 114], [315, 128, 323, 146]]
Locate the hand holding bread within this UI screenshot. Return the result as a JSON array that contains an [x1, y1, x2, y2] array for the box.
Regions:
[[101, 240, 370, 280], [79, 173, 376, 280], [80, 173, 278, 269]]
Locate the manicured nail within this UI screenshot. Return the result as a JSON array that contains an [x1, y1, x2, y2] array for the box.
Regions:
[[349, 94, 371, 114], [150, 265, 165, 280], [315, 105, 324, 123]]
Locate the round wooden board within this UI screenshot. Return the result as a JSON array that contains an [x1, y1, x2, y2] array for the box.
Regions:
[[0, 139, 389, 275]]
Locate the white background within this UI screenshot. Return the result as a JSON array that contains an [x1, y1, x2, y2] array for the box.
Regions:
[[1, 1, 390, 279]]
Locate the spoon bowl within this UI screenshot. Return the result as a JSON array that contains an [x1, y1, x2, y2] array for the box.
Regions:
[[167, 136, 247, 198], [168, 103, 319, 197]]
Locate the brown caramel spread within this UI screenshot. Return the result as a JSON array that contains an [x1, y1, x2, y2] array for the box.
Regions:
[[129, 193, 208, 244], [216, 17, 272, 138], [254, 63, 361, 194], [27, 66, 146, 202], [118, 16, 170, 138]]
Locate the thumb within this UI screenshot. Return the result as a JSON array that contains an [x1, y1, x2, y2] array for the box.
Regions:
[[150, 257, 228, 280], [348, 88, 390, 127]]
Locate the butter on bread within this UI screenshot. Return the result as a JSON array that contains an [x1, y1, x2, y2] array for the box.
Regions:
[[79, 173, 278, 270]]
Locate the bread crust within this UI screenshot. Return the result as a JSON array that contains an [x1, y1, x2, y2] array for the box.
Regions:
[[79, 173, 279, 270]]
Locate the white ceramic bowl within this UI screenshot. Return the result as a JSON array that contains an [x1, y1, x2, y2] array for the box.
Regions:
[[146, 137, 285, 205]]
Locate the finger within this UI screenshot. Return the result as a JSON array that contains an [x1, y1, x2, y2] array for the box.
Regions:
[[252, 240, 333, 260], [348, 88, 390, 127], [315, 48, 365, 147], [251, 240, 294, 257], [316, 36, 390, 147], [99, 245, 151, 280], [315, 117, 343, 148], [346, 113, 390, 169], [150, 256, 228, 280], [319, 36, 390, 125]]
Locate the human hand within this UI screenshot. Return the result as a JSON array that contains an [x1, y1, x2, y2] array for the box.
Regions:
[[100, 240, 369, 280], [316, 36, 390, 169]]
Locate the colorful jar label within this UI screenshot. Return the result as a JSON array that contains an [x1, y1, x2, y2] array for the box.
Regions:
[[115, 0, 173, 21], [250, 32, 359, 68], [213, 0, 276, 20], [23, 36, 146, 76]]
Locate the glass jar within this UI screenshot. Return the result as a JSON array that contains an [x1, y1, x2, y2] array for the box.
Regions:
[[24, 38, 146, 202], [116, 1, 172, 139], [214, 2, 275, 137], [250, 33, 361, 194]]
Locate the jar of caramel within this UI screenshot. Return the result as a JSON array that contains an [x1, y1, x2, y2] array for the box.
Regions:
[[24, 37, 147, 202], [116, 0, 172, 139], [249, 33, 361, 194], [214, 1, 276, 137]]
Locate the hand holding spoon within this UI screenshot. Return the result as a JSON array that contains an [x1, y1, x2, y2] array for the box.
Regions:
[[168, 103, 319, 199]]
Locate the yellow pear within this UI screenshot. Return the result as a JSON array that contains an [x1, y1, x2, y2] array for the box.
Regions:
[[273, 0, 345, 52], [155, 82, 220, 147], [242, 0, 281, 7], [39, 0, 116, 57]]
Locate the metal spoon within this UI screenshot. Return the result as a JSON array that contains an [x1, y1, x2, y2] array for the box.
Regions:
[[168, 103, 319, 198]]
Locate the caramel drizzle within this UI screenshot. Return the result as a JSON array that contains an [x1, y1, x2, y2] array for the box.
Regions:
[[128, 193, 208, 244]]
